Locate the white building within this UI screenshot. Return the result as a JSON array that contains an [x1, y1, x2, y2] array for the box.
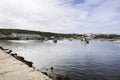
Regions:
[[11, 33, 41, 40]]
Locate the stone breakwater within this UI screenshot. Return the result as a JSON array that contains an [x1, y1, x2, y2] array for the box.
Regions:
[[0, 47, 52, 80]]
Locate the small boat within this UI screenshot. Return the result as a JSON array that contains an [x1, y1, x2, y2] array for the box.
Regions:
[[53, 38, 57, 43], [114, 40, 120, 43], [68, 38, 72, 41], [85, 40, 89, 44]]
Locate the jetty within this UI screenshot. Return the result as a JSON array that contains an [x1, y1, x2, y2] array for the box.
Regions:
[[0, 49, 52, 80]]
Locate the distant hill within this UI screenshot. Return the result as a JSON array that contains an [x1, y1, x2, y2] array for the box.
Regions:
[[0, 29, 82, 38], [0, 29, 120, 40]]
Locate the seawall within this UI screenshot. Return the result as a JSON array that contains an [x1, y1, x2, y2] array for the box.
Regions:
[[0, 49, 52, 80]]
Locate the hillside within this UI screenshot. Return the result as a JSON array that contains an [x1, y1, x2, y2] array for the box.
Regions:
[[0, 29, 82, 38], [0, 29, 120, 40]]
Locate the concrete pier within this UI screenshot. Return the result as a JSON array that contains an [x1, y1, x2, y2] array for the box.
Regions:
[[0, 49, 52, 80]]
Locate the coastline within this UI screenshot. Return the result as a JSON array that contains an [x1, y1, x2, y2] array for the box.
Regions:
[[0, 48, 52, 80]]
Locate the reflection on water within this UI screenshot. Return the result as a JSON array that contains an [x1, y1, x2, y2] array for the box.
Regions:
[[0, 40, 120, 80]]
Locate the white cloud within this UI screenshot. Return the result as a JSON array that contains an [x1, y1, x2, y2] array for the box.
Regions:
[[0, 0, 120, 34]]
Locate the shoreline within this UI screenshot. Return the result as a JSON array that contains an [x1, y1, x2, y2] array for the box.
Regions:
[[0, 47, 52, 80]]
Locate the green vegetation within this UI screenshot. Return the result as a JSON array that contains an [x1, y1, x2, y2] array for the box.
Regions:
[[0, 29, 120, 40], [94, 34, 120, 40], [0, 29, 82, 39]]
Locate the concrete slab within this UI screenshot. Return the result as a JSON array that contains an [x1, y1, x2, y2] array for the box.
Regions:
[[0, 50, 52, 80]]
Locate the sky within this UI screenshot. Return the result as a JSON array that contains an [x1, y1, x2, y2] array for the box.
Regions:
[[0, 0, 120, 34]]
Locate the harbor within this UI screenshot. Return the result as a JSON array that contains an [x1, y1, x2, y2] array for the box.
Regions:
[[0, 0, 120, 79], [0, 40, 120, 80]]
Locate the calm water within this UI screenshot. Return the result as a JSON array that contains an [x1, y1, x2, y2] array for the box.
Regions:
[[0, 40, 120, 80]]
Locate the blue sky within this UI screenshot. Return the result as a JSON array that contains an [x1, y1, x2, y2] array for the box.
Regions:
[[0, 0, 120, 34]]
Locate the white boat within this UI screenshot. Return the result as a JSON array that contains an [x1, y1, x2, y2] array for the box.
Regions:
[[114, 40, 120, 43], [8, 40, 30, 43]]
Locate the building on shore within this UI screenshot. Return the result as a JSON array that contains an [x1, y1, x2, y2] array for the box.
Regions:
[[84, 33, 95, 39], [11, 33, 41, 40]]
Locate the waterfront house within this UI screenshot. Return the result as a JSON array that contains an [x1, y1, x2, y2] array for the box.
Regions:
[[11, 33, 41, 40], [85, 33, 95, 39]]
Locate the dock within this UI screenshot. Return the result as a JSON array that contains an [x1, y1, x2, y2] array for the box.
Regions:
[[0, 49, 52, 80]]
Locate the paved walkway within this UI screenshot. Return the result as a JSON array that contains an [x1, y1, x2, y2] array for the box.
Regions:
[[0, 49, 52, 80]]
